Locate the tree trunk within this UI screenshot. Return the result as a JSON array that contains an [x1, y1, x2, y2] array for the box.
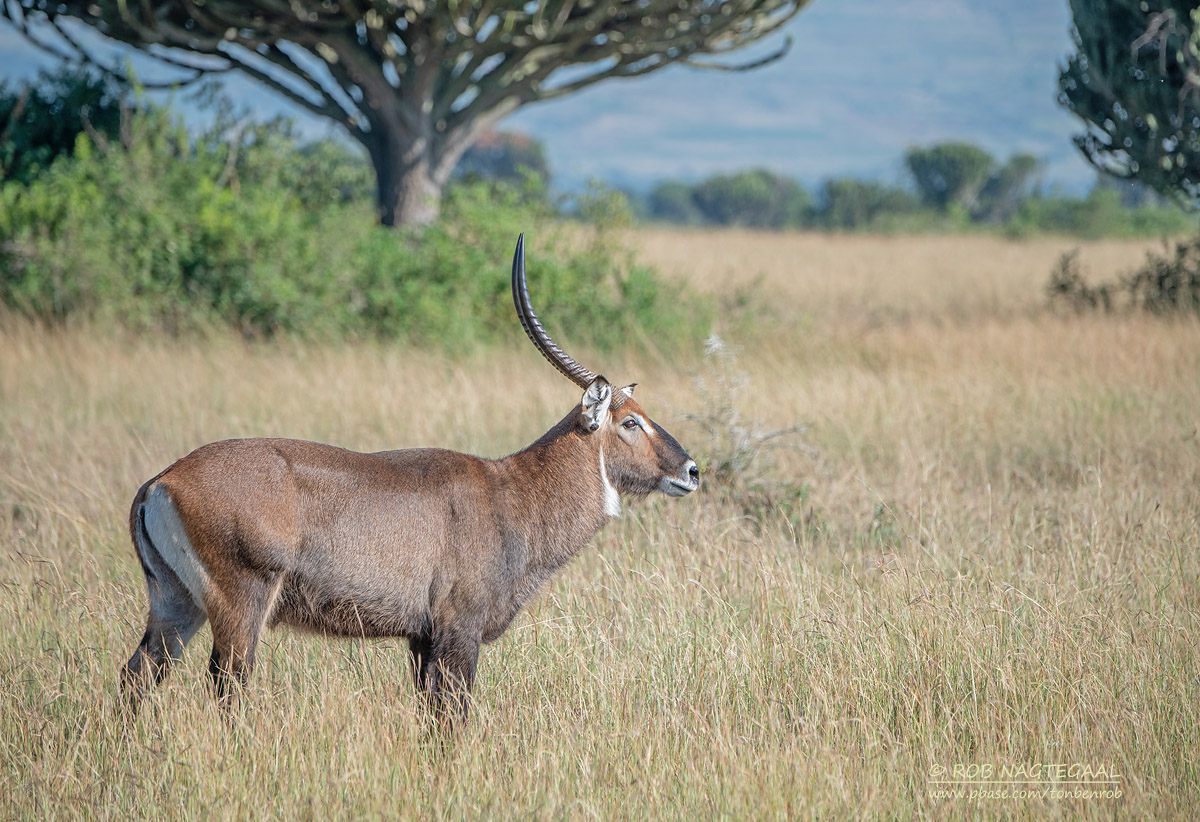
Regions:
[[372, 145, 443, 228], [363, 101, 489, 228]]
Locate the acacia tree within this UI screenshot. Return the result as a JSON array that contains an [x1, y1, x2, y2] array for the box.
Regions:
[[1059, 1, 1200, 205], [904, 142, 995, 212], [4, 0, 807, 226]]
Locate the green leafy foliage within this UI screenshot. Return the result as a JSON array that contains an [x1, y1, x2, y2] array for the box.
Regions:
[[0, 103, 709, 350], [0, 66, 127, 184], [905, 142, 995, 211], [1012, 186, 1194, 238], [639, 144, 1191, 235], [3, 0, 809, 226], [819, 178, 920, 229], [1046, 250, 1115, 311], [647, 181, 706, 226], [974, 153, 1040, 222], [690, 170, 812, 228], [645, 170, 811, 229], [1060, 1, 1200, 205]]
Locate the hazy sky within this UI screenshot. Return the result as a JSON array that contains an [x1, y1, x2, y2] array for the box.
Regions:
[[0, 0, 1092, 193]]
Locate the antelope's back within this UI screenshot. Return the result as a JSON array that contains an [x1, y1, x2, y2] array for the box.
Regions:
[[145, 437, 504, 638]]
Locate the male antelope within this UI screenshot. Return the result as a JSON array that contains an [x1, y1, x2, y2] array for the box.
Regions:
[[121, 235, 699, 724]]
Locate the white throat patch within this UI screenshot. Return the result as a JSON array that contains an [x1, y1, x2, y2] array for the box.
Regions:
[[599, 449, 621, 518]]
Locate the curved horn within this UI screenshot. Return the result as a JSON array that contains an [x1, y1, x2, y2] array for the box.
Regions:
[[511, 233, 600, 389]]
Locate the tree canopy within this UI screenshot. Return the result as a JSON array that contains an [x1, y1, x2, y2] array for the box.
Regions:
[[4, 0, 808, 226], [904, 142, 994, 212], [1059, 0, 1200, 205], [691, 169, 810, 227], [0, 67, 126, 184]]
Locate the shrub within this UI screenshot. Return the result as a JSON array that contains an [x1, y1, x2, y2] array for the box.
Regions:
[[647, 181, 705, 226], [1125, 236, 1200, 314], [691, 170, 811, 229], [684, 335, 809, 530], [1046, 250, 1114, 312], [1013, 188, 1195, 238], [0, 104, 710, 351], [819, 178, 922, 230], [1046, 239, 1200, 315]]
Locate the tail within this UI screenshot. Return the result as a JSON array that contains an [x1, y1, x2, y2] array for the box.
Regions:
[[128, 480, 159, 583], [129, 482, 210, 614]]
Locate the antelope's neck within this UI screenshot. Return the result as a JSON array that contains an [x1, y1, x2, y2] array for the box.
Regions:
[[497, 416, 614, 573]]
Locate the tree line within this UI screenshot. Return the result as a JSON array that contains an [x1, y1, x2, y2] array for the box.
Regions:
[[634, 143, 1193, 237], [5, 67, 1196, 236], [3, 68, 1190, 246]]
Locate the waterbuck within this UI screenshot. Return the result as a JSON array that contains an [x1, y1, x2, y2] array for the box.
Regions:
[[120, 234, 699, 725]]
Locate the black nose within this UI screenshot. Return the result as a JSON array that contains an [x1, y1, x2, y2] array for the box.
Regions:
[[688, 464, 700, 481]]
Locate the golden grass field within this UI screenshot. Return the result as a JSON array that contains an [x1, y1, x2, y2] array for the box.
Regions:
[[2, 230, 1198, 819]]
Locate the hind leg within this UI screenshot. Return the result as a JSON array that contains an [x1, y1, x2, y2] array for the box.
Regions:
[[120, 576, 207, 715], [207, 573, 283, 710]]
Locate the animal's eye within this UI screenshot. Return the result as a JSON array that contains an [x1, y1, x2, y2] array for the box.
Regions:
[[622, 418, 639, 430]]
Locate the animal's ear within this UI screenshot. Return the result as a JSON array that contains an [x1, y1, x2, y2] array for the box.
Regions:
[[621, 383, 637, 398], [581, 376, 613, 432]]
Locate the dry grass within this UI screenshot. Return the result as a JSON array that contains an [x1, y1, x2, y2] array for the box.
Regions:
[[2, 230, 1198, 819], [630, 228, 1169, 324]]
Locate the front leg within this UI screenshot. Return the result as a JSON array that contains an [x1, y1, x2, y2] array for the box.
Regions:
[[427, 627, 481, 731], [408, 633, 434, 702]]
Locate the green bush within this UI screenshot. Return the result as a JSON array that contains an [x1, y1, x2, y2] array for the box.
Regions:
[[819, 178, 923, 230], [0, 107, 338, 335], [1012, 188, 1196, 238], [647, 181, 706, 226], [690, 170, 811, 229], [0, 104, 710, 351]]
